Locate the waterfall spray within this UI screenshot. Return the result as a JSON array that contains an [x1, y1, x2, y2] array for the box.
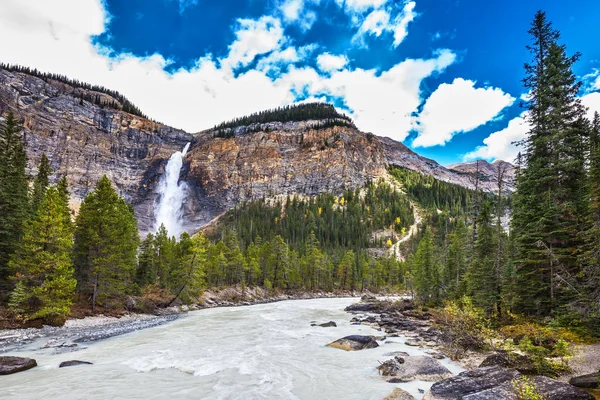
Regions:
[[154, 143, 191, 238]]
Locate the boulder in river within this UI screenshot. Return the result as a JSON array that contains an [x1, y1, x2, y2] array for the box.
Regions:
[[383, 388, 417, 400], [423, 366, 521, 399], [59, 360, 93, 368], [379, 356, 453, 383], [383, 351, 410, 357], [569, 372, 600, 388], [0, 356, 37, 375], [318, 321, 337, 327], [479, 351, 537, 375], [327, 335, 379, 351], [462, 376, 594, 400]]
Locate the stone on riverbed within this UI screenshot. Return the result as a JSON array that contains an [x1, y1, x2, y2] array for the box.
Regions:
[[570, 372, 600, 388], [383, 351, 410, 357], [311, 321, 337, 327], [378, 356, 453, 383], [327, 335, 379, 351], [59, 360, 93, 368], [383, 388, 417, 400], [423, 366, 521, 399], [462, 376, 594, 400], [0, 356, 37, 375]]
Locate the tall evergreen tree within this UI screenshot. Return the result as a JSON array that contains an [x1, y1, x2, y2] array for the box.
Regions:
[[31, 153, 52, 213], [8, 187, 76, 323], [581, 112, 600, 316], [73, 175, 140, 310], [512, 11, 587, 315], [468, 201, 498, 314], [0, 112, 30, 282], [413, 227, 439, 304]]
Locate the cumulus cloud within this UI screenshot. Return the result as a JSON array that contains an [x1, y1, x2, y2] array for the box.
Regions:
[[221, 16, 286, 70], [278, 0, 319, 31], [582, 91, 600, 121], [0, 0, 457, 141], [352, 1, 417, 47], [316, 53, 349, 72], [463, 113, 529, 162], [412, 78, 516, 147], [583, 69, 600, 93]]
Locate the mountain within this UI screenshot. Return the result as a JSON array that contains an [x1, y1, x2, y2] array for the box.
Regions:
[[0, 66, 509, 234], [447, 160, 515, 192]]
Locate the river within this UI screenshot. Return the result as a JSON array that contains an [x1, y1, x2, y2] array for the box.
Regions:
[[2, 298, 463, 399]]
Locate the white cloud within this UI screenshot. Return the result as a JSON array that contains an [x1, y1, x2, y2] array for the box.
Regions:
[[412, 78, 515, 147], [582, 91, 600, 121], [0, 0, 457, 141], [583, 69, 600, 93], [278, 0, 319, 31], [221, 16, 286, 70], [335, 0, 388, 13], [352, 1, 416, 47], [392, 1, 417, 47], [463, 113, 529, 162], [316, 53, 349, 72]]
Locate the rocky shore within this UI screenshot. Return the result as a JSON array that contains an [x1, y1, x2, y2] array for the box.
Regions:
[[335, 296, 598, 400]]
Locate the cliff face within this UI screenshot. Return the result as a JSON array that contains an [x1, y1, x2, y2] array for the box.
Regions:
[[447, 160, 516, 192], [182, 122, 388, 230], [1, 67, 512, 235], [0, 68, 192, 230]]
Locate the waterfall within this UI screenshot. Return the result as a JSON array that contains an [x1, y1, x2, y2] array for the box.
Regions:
[[154, 143, 191, 238]]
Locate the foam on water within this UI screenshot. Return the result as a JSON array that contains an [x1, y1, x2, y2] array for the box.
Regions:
[[2, 298, 464, 400]]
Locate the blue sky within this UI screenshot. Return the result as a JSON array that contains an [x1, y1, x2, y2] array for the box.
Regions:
[[2, 0, 600, 165]]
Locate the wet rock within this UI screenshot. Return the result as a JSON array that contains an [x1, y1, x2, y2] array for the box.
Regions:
[[463, 376, 594, 400], [312, 321, 337, 327], [59, 360, 93, 368], [383, 388, 416, 400], [379, 356, 453, 383], [479, 351, 537, 375], [423, 366, 521, 400], [569, 372, 600, 388], [327, 335, 379, 351], [405, 339, 422, 347], [0, 356, 37, 375]]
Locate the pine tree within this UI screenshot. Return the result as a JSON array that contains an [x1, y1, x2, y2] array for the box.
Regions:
[[581, 112, 600, 316], [136, 233, 158, 286], [413, 227, 439, 304], [468, 201, 498, 314], [31, 153, 52, 213], [512, 11, 587, 315], [73, 175, 140, 310], [8, 187, 76, 323], [0, 112, 30, 282]]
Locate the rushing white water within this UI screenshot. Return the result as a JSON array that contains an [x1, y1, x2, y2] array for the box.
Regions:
[[1, 298, 463, 400], [154, 143, 191, 238]]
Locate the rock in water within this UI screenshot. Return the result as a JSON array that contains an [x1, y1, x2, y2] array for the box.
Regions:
[[319, 321, 337, 327], [379, 356, 453, 383], [423, 366, 521, 399], [570, 372, 600, 388], [462, 376, 594, 400], [0, 356, 37, 375], [59, 360, 93, 368], [383, 388, 417, 400], [327, 335, 379, 351]]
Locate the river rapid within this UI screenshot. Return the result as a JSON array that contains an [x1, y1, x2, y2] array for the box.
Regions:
[[2, 298, 463, 400]]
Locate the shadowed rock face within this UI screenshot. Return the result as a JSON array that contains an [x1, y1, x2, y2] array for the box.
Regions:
[[2, 66, 513, 235]]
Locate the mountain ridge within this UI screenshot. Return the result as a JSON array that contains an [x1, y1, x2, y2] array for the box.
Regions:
[[0, 65, 512, 234]]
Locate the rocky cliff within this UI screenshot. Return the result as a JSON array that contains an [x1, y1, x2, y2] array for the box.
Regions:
[[0, 66, 511, 234], [0, 68, 192, 230]]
